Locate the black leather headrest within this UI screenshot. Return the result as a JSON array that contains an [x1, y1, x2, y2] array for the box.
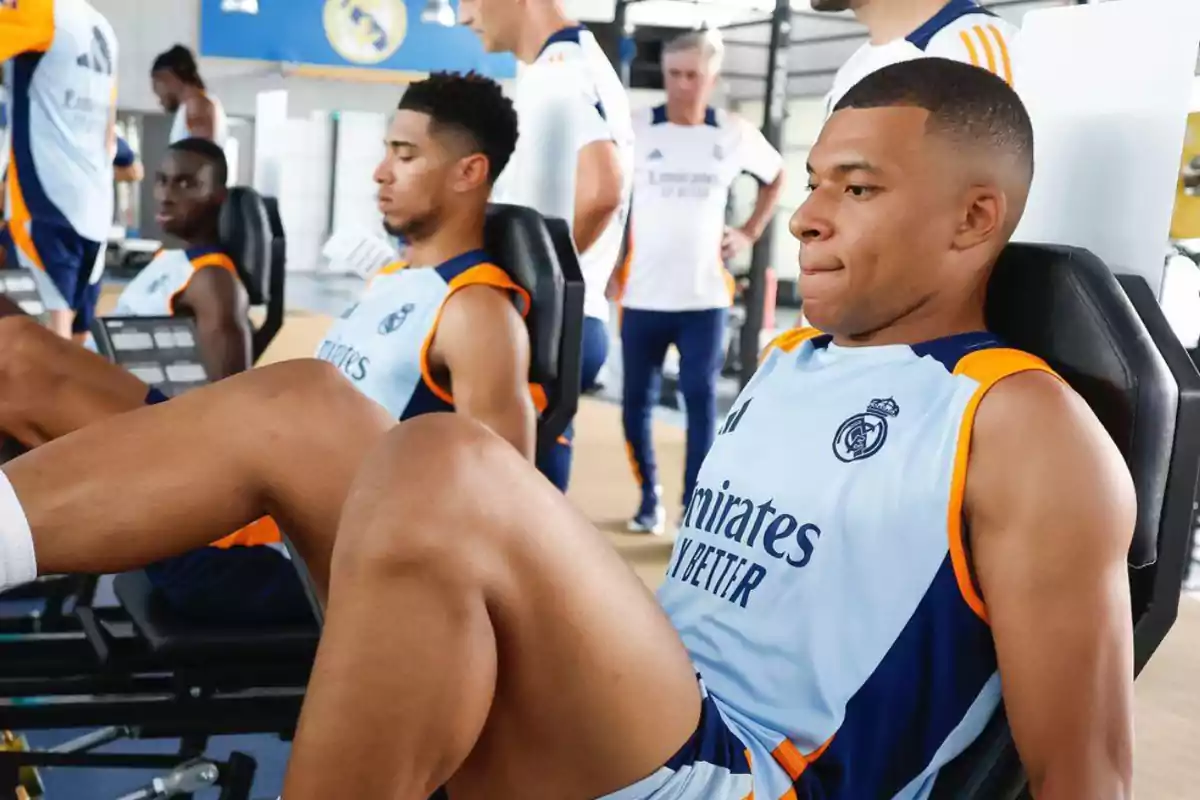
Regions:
[[483, 204, 565, 384], [986, 244, 1174, 568], [218, 187, 272, 306]]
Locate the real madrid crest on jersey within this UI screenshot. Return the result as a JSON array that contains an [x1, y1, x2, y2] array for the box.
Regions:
[[833, 397, 899, 463], [378, 303, 416, 335]]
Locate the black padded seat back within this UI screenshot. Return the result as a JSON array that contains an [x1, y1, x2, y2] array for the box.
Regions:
[[986, 243, 1173, 569], [931, 243, 1200, 800], [218, 187, 272, 306], [484, 204, 565, 384]]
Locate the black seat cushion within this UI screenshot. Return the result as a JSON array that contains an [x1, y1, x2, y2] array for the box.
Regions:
[[113, 570, 317, 662], [218, 187, 273, 306], [985, 243, 1173, 568], [484, 204, 565, 384]]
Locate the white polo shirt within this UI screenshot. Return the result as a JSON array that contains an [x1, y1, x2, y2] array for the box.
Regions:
[[622, 106, 783, 311], [825, 0, 1019, 117], [493, 25, 633, 322]]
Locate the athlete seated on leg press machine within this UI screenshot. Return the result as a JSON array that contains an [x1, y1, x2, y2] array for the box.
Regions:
[[0, 72, 544, 627], [0, 137, 303, 625], [0, 61, 1138, 799]]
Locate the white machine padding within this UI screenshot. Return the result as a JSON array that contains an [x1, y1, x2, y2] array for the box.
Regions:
[[1012, 0, 1200, 297]]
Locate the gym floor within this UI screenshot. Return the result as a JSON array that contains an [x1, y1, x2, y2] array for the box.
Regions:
[[17, 277, 1200, 798]]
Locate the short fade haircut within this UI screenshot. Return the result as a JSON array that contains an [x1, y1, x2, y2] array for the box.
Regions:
[[397, 71, 518, 184], [168, 137, 229, 187], [664, 27, 724, 72], [834, 58, 1035, 181]]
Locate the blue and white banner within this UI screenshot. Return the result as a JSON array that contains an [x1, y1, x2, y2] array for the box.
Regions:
[[199, 0, 517, 80]]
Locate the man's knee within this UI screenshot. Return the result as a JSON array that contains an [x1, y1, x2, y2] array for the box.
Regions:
[[334, 414, 525, 571], [236, 359, 392, 432], [0, 315, 59, 394]]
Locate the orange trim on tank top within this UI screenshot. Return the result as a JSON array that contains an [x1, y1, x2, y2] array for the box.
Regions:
[[211, 515, 283, 549], [167, 252, 238, 315], [417, 263, 532, 406], [946, 347, 1060, 623], [766, 735, 833, 798], [758, 326, 822, 365]]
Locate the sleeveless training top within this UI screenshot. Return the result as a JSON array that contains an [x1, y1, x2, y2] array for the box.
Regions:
[[113, 246, 236, 317], [101, 245, 271, 550], [656, 327, 1057, 799], [315, 249, 529, 420], [169, 93, 230, 148]]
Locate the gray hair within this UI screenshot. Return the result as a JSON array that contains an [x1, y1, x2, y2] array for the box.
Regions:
[[663, 27, 724, 72]]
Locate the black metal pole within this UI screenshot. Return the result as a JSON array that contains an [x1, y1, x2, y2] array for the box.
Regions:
[[613, 0, 632, 86], [738, 0, 789, 387]]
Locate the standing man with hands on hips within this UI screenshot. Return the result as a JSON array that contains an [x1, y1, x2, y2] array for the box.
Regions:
[[458, 0, 634, 493], [616, 29, 784, 534]]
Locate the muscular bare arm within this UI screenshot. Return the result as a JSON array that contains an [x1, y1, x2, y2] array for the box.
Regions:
[[574, 140, 624, 257], [173, 267, 252, 380], [114, 162, 145, 183], [966, 371, 1135, 799], [184, 94, 216, 141], [429, 286, 536, 460]]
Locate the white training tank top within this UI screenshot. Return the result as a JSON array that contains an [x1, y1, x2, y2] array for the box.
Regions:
[[656, 327, 1056, 799], [314, 250, 529, 420], [169, 93, 230, 148]]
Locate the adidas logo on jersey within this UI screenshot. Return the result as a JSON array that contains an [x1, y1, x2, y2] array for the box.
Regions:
[[75, 26, 114, 75], [718, 398, 752, 436], [648, 149, 664, 160]]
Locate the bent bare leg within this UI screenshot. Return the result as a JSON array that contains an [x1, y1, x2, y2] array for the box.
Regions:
[[2, 360, 395, 596], [284, 414, 701, 800], [0, 315, 148, 446]]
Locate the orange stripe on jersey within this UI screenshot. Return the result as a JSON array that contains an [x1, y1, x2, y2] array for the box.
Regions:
[[190, 252, 237, 274], [210, 515, 283, 549], [419, 263, 531, 405], [376, 260, 408, 279], [615, 225, 633, 304], [624, 440, 643, 484], [0, 0, 55, 61], [948, 348, 1060, 623], [959, 30, 982, 68], [986, 24, 1014, 85], [529, 383, 549, 413], [4, 156, 44, 271], [168, 251, 238, 314], [972, 25, 998, 76], [770, 735, 834, 797], [759, 326, 822, 364]]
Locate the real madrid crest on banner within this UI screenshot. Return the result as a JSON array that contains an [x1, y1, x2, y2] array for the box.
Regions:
[[323, 0, 408, 65]]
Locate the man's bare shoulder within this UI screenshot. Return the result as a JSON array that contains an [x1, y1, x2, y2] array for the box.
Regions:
[[185, 93, 215, 114], [966, 369, 1135, 556]]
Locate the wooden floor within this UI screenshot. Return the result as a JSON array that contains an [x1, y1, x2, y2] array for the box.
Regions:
[[255, 307, 1200, 797]]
